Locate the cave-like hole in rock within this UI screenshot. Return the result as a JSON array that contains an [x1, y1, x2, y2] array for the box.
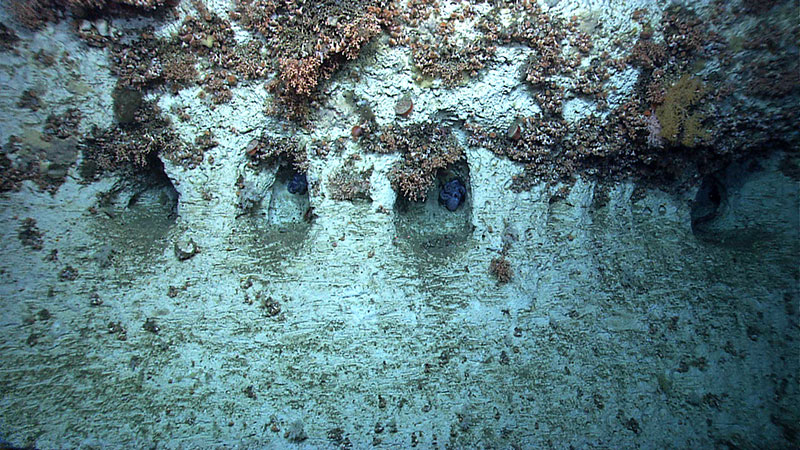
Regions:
[[89, 154, 179, 267], [393, 160, 473, 257]]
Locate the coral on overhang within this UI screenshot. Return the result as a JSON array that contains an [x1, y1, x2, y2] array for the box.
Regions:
[[362, 123, 463, 203], [9, 0, 174, 29], [655, 74, 709, 147], [233, 0, 397, 119], [327, 158, 372, 202]]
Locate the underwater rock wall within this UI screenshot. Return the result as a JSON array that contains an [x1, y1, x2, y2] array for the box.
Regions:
[[0, 0, 798, 448]]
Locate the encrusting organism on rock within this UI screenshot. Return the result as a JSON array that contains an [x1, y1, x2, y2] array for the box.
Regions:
[[489, 256, 512, 283], [287, 172, 308, 195], [439, 178, 466, 211]]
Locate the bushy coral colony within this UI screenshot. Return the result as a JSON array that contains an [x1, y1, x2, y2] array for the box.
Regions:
[[0, 0, 797, 199]]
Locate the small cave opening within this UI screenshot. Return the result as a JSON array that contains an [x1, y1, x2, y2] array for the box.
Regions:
[[88, 153, 179, 267], [689, 152, 800, 247], [691, 174, 726, 237], [266, 163, 311, 227], [394, 160, 473, 257], [232, 161, 312, 266], [138, 152, 179, 211], [95, 153, 179, 216]]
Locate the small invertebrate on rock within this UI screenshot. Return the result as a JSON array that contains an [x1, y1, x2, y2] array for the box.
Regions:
[[59, 265, 78, 281], [489, 256, 512, 283], [394, 94, 413, 117], [261, 296, 281, 317], [245, 138, 260, 156], [439, 178, 467, 211], [174, 238, 199, 261], [507, 118, 523, 141], [142, 318, 160, 334], [287, 172, 308, 195], [303, 206, 316, 223], [351, 125, 363, 138], [89, 292, 103, 306]]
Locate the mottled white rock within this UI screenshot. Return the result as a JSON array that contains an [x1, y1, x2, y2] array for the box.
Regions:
[[0, 1, 797, 449]]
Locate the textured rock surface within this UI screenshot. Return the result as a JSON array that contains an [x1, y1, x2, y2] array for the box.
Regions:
[[0, 0, 798, 448]]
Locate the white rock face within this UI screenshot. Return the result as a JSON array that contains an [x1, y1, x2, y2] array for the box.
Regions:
[[0, 1, 797, 449]]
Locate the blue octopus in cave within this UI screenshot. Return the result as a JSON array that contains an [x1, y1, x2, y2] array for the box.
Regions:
[[439, 178, 466, 211], [287, 172, 308, 195]]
